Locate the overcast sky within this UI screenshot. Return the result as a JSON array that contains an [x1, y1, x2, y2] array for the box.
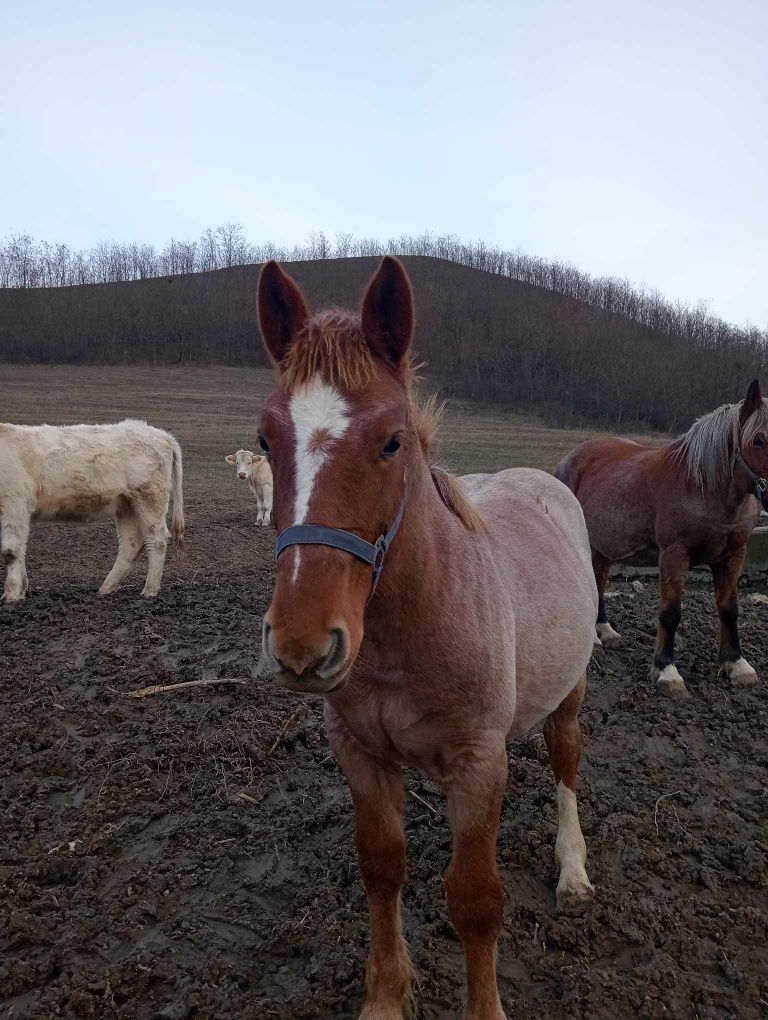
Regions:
[[2, 0, 767, 325]]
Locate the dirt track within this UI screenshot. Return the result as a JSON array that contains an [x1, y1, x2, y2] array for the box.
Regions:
[[1, 511, 767, 1019]]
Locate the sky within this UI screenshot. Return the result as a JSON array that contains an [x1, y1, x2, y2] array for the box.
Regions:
[[2, 0, 767, 326]]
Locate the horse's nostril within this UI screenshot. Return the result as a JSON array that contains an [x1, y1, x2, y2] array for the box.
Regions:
[[317, 627, 348, 679]]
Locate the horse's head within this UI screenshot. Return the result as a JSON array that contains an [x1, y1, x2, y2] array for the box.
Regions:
[[738, 379, 768, 510], [257, 257, 414, 693]]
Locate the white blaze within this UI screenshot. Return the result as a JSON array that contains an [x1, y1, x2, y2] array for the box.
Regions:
[[288, 378, 350, 580]]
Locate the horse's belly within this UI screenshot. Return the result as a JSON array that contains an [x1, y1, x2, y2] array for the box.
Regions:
[[34, 494, 117, 522], [614, 544, 659, 567]]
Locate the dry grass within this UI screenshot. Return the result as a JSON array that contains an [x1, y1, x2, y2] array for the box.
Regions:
[[0, 364, 668, 498]]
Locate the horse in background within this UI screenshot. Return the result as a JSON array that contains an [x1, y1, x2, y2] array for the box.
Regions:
[[256, 256, 598, 1020], [555, 380, 768, 697]]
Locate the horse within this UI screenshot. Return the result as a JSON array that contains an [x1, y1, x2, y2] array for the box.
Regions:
[[554, 380, 768, 698], [256, 256, 598, 1020]]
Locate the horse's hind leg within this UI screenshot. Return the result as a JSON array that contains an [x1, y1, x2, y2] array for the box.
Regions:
[[99, 503, 143, 595], [649, 545, 689, 697], [1, 506, 31, 602], [593, 551, 621, 649], [543, 677, 594, 914], [712, 550, 758, 687]]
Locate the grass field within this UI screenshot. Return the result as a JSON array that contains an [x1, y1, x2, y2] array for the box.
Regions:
[[0, 364, 666, 499]]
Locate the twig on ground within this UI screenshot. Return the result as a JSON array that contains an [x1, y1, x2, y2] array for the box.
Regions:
[[654, 789, 684, 834], [410, 790, 439, 816], [125, 677, 247, 699], [266, 706, 305, 758], [234, 791, 259, 805]]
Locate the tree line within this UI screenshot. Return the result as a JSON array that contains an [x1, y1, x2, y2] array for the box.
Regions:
[[1, 227, 766, 431]]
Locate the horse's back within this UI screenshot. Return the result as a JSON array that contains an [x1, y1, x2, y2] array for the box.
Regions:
[[554, 437, 665, 563], [461, 468, 597, 731], [462, 467, 593, 573], [554, 436, 650, 495]]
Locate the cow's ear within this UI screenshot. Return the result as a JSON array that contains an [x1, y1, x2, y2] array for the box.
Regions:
[[740, 378, 763, 428], [361, 256, 414, 376], [252, 455, 264, 465], [225, 455, 236, 464], [258, 261, 309, 366]]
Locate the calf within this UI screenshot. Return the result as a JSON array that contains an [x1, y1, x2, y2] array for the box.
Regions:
[[225, 449, 273, 526], [0, 419, 184, 602]]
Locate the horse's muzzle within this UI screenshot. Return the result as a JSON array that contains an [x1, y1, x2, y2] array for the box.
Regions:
[[261, 621, 350, 694]]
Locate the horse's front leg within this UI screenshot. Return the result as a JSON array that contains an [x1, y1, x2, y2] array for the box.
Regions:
[[444, 741, 508, 1020], [650, 545, 689, 697], [329, 724, 412, 1020], [712, 550, 758, 686]]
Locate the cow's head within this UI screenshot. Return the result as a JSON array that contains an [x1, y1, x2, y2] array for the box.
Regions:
[[225, 450, 265, 480]]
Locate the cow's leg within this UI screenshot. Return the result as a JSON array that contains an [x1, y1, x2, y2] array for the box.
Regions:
[[543, 677, 594, 913], [712, 549, 758, 686], [256, 496, 265, 526], [1, 505, 31, 602], [263, 493, 272, 527], [649, 545, 689, 697], [135, 500, 170, 598], [444, 740, 508, 1020], [99, 505, 144, 595], [328, 719, 411, 1020], [593, 550, 620, 649]]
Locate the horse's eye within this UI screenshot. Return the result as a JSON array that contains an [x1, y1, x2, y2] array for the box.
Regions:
[[754, 436, 765, 449], [381, 436, 401, 458], [258, 436, 270, 454]]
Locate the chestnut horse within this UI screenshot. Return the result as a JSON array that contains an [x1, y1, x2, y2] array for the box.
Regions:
[[256, 256, 598, 1020], [555, 380, 768, 698]]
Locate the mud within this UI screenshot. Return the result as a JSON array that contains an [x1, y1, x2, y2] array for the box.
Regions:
[[1, 516, 767, 1019]]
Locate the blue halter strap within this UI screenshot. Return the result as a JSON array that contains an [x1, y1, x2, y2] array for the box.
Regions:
[[275, 495, 406, 595]]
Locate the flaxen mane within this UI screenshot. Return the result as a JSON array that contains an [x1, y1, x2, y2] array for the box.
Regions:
[[669, 398, 768, 490], [282, 314, 482, 531]]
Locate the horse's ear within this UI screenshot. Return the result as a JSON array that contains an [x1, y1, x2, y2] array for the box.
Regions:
[[361, 256, 414, 373], [258, 260, 309, 366], [740, 378, 763, 426]]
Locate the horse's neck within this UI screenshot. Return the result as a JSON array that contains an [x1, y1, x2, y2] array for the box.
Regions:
[[363, 458, 482, 662]]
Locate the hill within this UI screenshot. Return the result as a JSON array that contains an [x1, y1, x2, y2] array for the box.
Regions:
[[1, 255, 765, 429]]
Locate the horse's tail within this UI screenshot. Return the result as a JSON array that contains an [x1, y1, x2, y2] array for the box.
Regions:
[[170, 439, 185, 555]]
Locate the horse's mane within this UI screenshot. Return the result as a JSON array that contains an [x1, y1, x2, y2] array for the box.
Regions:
[[412, 398, 484, 532], [281, 311, 482, 531], [669, 398, 768, 489]]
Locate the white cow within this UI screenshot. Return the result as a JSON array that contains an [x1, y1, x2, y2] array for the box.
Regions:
[[0, 419, 184, 602], [225, 449, 273, 526]]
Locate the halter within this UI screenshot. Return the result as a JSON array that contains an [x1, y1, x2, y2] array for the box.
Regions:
[[275, 490, 407, 597], [734, 448, 768, 502]]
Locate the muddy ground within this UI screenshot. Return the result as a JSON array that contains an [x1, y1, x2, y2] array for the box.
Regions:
[[1, 507, 767, 1020]]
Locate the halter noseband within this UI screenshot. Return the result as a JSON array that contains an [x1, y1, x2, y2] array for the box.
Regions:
[[275, 494, 406, 596], [734, 448, 768, 502]]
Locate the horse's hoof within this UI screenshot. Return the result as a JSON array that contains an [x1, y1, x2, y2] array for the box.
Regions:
[[719, 658, 759, 687], [141, 589, 159, 599], [596, 623, 621, 650], [556, 876, 595, 916], [650, 664, 689, 699]]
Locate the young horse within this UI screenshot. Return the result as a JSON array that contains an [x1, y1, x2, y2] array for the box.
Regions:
[[555, 380, 768, 697], [256, 257, 598, 1020]]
